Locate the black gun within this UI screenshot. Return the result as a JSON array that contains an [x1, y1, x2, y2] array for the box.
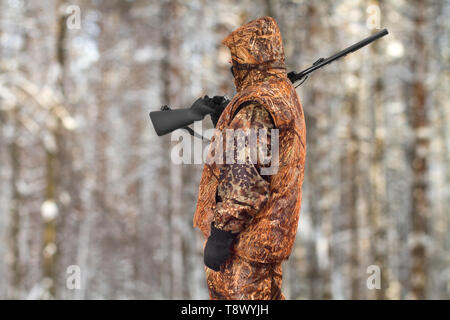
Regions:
[[149, 28, 389, 138], [150, 95, 229, 138], [288, 28, 389, 85]]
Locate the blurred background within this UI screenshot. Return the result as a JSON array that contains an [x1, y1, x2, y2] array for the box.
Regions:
[[0, 0, 448, 299]]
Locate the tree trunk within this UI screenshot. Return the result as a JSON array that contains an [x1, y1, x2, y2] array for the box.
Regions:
[[303, 2, 333, 299], [160, 0, 185, 299], [7, 107, 22, 299], [368, 24, 389, 299], [408, 0, 430, 300]]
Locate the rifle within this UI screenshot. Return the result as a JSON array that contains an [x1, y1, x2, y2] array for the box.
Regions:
[[288, 28, 389, 86], [149, 28, 389, 138]]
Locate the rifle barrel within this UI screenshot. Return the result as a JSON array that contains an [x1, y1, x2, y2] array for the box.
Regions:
[[291, 28, 389, 83]]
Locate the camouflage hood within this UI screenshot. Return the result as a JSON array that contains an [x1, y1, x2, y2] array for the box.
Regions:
[[222, 16, 287, 92]]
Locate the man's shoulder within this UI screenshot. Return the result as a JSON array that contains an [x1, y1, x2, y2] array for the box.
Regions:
[[232, 102, 274, 129]]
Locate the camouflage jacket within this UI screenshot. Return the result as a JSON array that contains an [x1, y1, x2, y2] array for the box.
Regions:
[[194, 16, 306, 264], [213, 103, 275, 234]]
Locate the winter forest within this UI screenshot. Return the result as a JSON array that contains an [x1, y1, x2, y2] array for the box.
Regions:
[[0, 0, 448, 300]]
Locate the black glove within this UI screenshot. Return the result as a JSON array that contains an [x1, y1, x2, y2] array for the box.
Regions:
[[203, 95, 230, 127], [204, 222, 237, 271], [189, 96, 216, 121]]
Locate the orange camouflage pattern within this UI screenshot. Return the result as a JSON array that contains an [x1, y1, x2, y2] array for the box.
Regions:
[[193, 16, 306, 300], [213, 103, 275, 233], [205, 255, 284, 300]]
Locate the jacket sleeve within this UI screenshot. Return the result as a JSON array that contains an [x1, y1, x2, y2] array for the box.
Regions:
[[213, 103, 275, 234]]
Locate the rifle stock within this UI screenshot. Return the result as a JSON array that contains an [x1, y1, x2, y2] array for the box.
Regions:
[[150, 108, 199, 136]]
